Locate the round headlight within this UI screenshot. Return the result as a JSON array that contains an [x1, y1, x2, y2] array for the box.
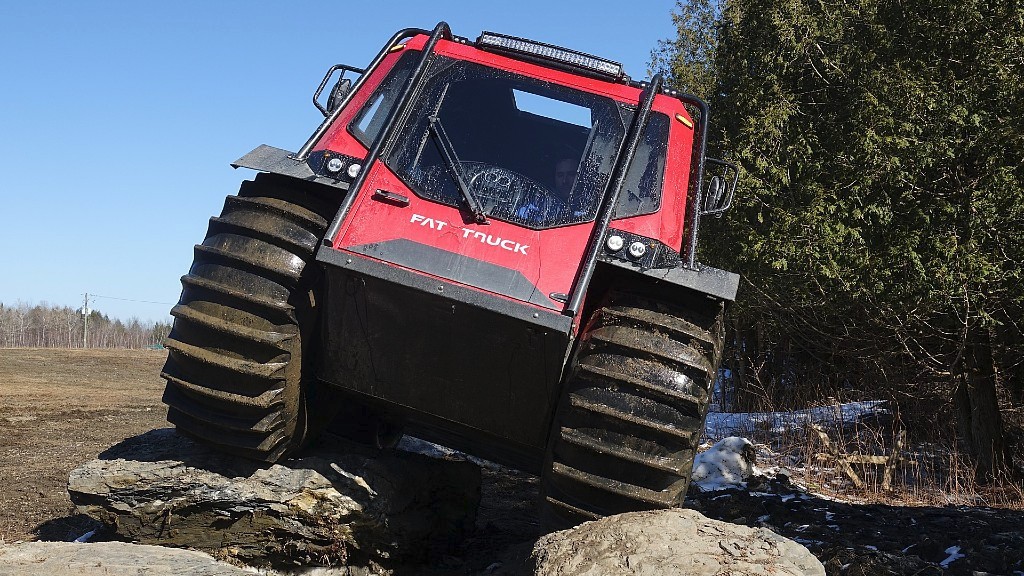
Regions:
[[606, 235, 624, 252], [628, 241, 647, 258]]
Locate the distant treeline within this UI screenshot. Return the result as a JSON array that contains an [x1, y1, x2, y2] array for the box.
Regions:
[[0, 302, 171, 349]]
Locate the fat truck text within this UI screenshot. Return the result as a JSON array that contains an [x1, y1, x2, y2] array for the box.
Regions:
[[410, 213, 529, 255]]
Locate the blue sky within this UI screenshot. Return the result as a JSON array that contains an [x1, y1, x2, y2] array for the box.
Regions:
[[0, 1, 678, 322]]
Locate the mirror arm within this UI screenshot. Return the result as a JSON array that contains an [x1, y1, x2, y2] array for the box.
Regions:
[[313, 64, 367, 117]]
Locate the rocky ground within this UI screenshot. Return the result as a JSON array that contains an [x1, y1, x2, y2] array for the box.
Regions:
[[392, 463, 1024, 576], [17, 459, 1024, 575], [689, 475, 1024, 576], [1, 348, 1022, 575]]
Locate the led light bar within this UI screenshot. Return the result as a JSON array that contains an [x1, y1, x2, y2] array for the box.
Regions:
[[476, 32, 624, 79]]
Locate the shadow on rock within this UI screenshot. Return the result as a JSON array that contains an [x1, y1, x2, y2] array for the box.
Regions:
[[32, 514, 103, 543], [97, 428, 270, 478]]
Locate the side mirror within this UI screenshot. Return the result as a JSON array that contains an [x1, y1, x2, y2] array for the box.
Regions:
[[701, 157, 739, 216], [313, 64, 365, 117], [326, 78, 352, 114]]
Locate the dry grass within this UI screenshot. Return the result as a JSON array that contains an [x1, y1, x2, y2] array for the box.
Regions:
[[706, 408, 1024, 510]]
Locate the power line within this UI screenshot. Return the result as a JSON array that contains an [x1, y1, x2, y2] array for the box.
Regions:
[[89, 294, 176, 306]]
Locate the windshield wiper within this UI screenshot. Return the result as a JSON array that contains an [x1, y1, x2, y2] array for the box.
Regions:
[[428, 116, 488, 224]]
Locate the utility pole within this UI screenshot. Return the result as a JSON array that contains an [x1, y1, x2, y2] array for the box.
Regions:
[[81, 293, 90, 348]]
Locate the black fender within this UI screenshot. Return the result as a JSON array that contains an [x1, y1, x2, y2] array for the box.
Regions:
[[231, 144, 356, 192], [597, 258, 739, 302]]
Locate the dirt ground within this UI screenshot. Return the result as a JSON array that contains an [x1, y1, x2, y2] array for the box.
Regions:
[[1, 348, 1022, 575], [0, 348, 169, 543]]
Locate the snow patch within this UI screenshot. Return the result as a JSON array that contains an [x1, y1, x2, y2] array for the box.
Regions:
[[691, 436, 759, 491], [940, 546, 965, 568], [397, 436, 504, 471], [705, 401, 888, 438]]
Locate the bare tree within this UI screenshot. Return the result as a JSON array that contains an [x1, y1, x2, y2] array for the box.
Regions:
[[0, 301, 170, 349]]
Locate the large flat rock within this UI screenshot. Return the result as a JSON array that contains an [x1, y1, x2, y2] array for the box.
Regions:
[[69, 428, 480, 570], [0, 541, 251, 576]]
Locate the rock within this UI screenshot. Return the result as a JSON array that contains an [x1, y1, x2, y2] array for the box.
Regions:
[[69, 428, 480, 570], [531, 509, 824, 576], [0, 541, 253, 576]]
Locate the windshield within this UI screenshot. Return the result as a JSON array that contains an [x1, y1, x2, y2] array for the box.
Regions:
[[376, 55, 629, 229]]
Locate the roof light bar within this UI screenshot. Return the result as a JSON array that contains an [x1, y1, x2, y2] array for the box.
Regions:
[[476, 32, 624, 79]]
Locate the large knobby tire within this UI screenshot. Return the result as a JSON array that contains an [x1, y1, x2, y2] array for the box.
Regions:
[[541, 293, 725, 529], [161, 173, 340, 463]]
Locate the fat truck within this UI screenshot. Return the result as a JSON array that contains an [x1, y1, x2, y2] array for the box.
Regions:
[[161, 22, 739, 529]]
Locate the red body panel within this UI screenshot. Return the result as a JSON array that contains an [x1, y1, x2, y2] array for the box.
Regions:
[[317, 35, 698, 312], [333, 160, 592, 311]]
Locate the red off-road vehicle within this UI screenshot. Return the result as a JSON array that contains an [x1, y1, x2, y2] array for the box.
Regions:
[[161, 22, 738, 528]]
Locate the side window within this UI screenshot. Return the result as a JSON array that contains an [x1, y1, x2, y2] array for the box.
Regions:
[[349, 51, 418, 147], [613, 112, 669, 218]]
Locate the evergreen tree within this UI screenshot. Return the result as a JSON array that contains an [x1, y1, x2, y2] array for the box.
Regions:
[[656, 0, 1023, 477]]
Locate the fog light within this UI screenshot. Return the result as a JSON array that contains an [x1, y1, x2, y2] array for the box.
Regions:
[[628, 241, 647, 258], [606, 235, 624, 252], [326, 157, 344, 173]]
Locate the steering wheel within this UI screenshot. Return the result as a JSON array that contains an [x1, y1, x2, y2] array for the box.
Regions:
[[466, 165, 527, 214]]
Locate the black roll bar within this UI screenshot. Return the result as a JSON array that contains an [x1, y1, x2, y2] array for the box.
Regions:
[[319, 22, 452, 249], [677, 95, 710, 269], [564, 75, 663, 316]]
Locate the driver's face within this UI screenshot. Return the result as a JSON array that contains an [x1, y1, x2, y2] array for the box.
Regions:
[[554, 159, 576, 197]]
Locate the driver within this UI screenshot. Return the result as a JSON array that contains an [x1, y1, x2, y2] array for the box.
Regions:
[[553, 157, 577, 201], [516, 157, 578, 222]]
